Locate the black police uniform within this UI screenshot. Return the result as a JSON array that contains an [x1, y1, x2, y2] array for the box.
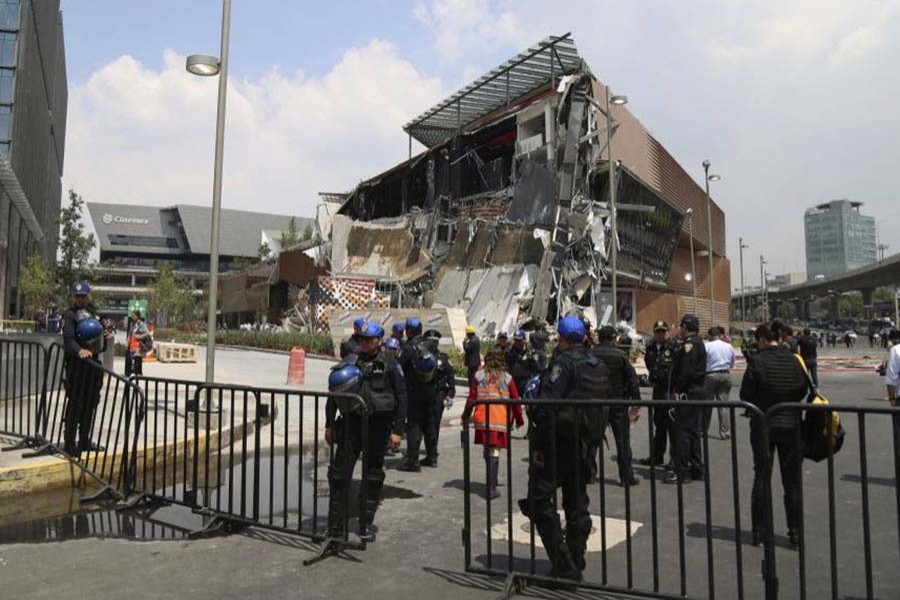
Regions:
[[405, 346, 455, 467], [643, 337, 680, 465], [326, 348, 407, 539], [506, 344, 538, 401], [339, 334, 361, 359], [523, 345, 610, 579], [463, 334, 481, 383], [530, 330, 550, 372], [61, 305, 107, 455], [668, 332, 707, 481], [590, 341, 641, 484]]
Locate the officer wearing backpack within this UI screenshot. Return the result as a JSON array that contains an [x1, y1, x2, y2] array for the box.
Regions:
[[739, 322, 807, 549], [664, 314, 707, 485], [590, 325, 641, 486], [399, 329, 455, 470], [519, 315, 610, 582], [325, 321, 407, 542]]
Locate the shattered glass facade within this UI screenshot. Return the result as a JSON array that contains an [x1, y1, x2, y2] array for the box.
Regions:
[[320, 34, 728, 336]]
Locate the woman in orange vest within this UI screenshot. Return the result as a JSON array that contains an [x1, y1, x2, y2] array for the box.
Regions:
[[465, 347, 524, 499]]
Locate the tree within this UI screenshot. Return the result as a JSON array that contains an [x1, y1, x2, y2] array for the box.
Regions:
[[258, 241, 273, 262], [278, 217, 300, 250], [301, 224, 313, 241], [56, 190, 96, 303], [19, 256, 55, 318], [150, 262, 197, 328]]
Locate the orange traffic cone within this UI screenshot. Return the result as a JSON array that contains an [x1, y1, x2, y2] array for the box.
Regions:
[[287, 346, 306, 385]]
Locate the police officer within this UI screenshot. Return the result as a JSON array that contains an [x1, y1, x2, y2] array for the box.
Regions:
[[506, 329, 538, 400], [521, 316, 610, 581], [590, 325, 641, 486], [463, 325, 481, 384], [664, 314, 707, 484], [530, 325, 550, 372], [420, 330, 456, 467], [339, 317, 366, 358], [496, 331, 510, 353], [383, 336, 401, 360], [61, 281, 112, 455], [391, 322, 405, 345], [325, 321, 406, 542], [639, 320, 678, 468]]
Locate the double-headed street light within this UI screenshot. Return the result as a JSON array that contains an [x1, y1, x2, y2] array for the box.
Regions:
[[186, 0, 231, 383], [703, 160, 720, 330], [606, 87, 628, 323]]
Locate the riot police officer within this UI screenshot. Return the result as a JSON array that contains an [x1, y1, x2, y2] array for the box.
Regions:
[[664, 314, 707, 485], [639, 320, 679, 468], [463, 325, 481, 384], [520, 316, 610, 582], [530, 325, 550, 372], [61, 281, 112, 455], [339, 317, 366, 358], [325, 322, 407, 542], [421, 330, 456, 467], [506, 329, 539, 400], [590, 325, 641, 486]]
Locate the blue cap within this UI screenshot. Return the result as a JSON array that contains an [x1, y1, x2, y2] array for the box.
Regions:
[[353, 317, 366, 329], [557, 315, 587, 342], [392, 322, 405, 333], [497, 331, 509, 339], [406, 317, 422, 330], [72, 281, 91, 296], [514, 329, 526, 340], [384, 337, 400, 350], [358, 321, 384, 339]]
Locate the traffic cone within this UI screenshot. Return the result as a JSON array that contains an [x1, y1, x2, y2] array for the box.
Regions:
[[287, 346, 306, 385]]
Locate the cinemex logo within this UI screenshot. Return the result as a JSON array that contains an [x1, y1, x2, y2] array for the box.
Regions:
[[102, 213, 149, 226]]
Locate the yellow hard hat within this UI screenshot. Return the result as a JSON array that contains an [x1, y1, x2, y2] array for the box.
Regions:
[[465, 325, 475, 334]]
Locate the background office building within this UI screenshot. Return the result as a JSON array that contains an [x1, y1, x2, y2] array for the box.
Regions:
[[87, 203, 314, 317], [0, 0, 67, 317], [804, 200, 876, 279]]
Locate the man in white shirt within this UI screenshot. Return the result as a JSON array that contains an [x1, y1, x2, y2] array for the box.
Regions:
[[704, 326, 736, 440], [886, 329, 900, 405]]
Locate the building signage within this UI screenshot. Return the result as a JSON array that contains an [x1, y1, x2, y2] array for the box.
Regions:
[[101, 213, 149, 226]]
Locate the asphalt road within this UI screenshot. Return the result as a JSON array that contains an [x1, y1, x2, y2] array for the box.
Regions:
[[0, 366, 896, 600]]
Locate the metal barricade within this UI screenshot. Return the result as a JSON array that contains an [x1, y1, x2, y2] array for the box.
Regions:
[[461, 397, 773, 600], [765, 402, 900, 600], [0, 339, 47, 440]]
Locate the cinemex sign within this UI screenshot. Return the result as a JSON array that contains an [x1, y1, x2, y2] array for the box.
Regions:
[[101, 213, 150, 226]]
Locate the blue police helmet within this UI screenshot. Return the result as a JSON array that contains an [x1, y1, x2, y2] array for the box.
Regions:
[[557, 315, 587, 342], [414, 351, 437, 383], [523, 374, 542, 400], [358, 321, 384, 339], [406, 317, 422, 331], [514, 329, 526, 341], [392, 322, 405, 334], [329, 364, 363, 394], [76, 317, 103, 342], [384, 337, 400, 350], [353, 317, 366, 329]]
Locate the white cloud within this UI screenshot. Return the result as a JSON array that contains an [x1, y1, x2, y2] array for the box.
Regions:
[[413, 0, 535, 61], [63, 40, 444, 218]]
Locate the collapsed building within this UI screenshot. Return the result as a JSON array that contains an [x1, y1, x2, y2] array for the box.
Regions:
[[295, 34, 731, 343]]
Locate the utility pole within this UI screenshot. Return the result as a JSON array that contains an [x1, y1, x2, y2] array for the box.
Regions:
[[739, 237, 748, 322], [759, 255, 768, 321], [702, 160, 720, 329]]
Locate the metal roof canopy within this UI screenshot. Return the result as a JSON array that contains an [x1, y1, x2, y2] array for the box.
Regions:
[[0, 155, 44, 242], [403, 34, 584, 148]]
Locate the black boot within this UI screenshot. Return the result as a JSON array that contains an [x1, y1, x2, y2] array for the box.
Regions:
[[358, 469, 385, 543], [326, 472, 348, 540], [548, 543, 582, 584], [565, 523, 587, 573], [487, 456, 500, 499], [751, 529, 763, 547], [420, 455, 438, 468], [788, 529, 800, 550]]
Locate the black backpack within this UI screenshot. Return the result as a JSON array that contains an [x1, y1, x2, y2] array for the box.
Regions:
[[557, 354, 610, 445]]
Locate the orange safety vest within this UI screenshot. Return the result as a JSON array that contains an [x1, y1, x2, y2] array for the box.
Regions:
[[472, 370, 511, 432]]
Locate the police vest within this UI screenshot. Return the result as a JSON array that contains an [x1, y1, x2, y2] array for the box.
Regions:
[[358, 356, 396, 414], [472, 371, 511, 433]]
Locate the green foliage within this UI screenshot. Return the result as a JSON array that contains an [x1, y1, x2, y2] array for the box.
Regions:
[[258, 241, 273, 262], [150, 262, 199, 328], [278, 217, 300, 249], [301, 224, 313, 241], [56, 190, 96, 303], [153, 328, 335, 355], [19, 256, 55, 317]]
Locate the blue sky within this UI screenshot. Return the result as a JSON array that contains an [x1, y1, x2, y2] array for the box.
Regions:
[[59, 1, 900, 284]]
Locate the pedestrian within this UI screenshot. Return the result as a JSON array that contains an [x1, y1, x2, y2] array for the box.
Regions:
[[663, 314, 707, 485], [506, 329, 539, 402], [703, 326, 735, 440], [519, 316, 610, 582], [739, 322, 808, 549], [590, 325, 641, 486], [639, 320, 679, 469], [325, 321, 406, 542], [61, 282, 113, 455], [399, 330, 455, 471], [463, 325, 481, 384], [465, 346, 524, 499], [496, 330, 510, 353], [339, 317, 365, 358], [797, 327, 819, 387], [125, 310, 151, 377]]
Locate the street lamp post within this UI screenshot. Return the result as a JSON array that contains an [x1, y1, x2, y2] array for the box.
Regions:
[[895, 286, 899, 328], [739, 237, 749, 322], [759, 255, 767, 321], [187, 0, 231, 383], [605, 87, 628, 324], [687, 209, 698, 312], [702, 160, 720, 329]]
